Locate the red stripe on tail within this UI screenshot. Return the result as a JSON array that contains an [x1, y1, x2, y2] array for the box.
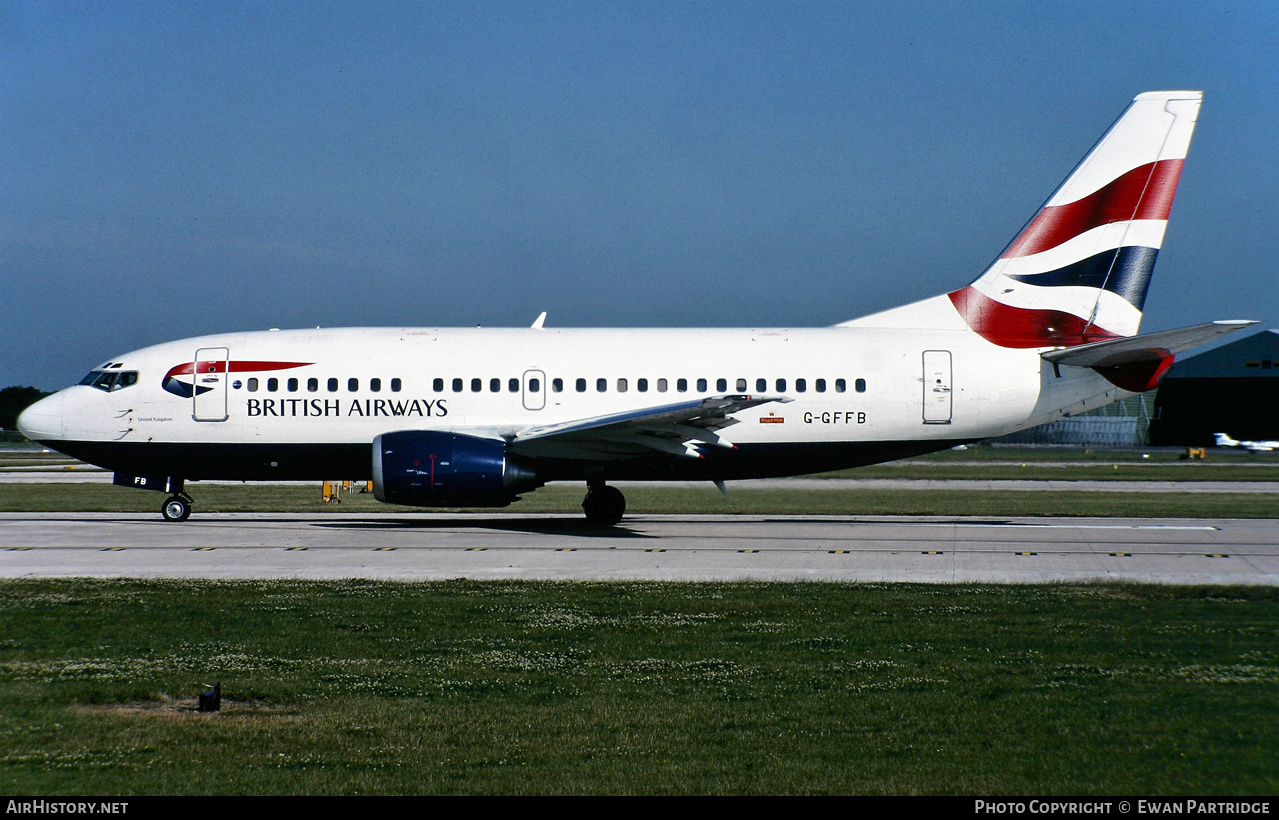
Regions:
[[1002, 159, 1184, 259], [948, 286, 1121, 348]]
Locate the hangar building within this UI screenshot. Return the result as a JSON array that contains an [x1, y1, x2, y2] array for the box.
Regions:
[[1147, 329, 1279, 446]]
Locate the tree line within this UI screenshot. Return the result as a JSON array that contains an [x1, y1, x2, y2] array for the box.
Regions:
[[0, 386, 52, 433]]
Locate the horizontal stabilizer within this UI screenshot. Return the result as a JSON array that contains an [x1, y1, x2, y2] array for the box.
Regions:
[[1042, 320, 1256, 367], [1042, 320, 1256, 393]]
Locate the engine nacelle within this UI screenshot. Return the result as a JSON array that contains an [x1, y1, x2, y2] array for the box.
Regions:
[[372, 430, 540, 507]]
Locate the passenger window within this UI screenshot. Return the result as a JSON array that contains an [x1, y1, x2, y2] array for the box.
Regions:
[[697, 378, 707, 392], [470, 378, 482, 392], [268, 378, 279, 392], [855, 378, 867, 393], [328, 378, 339, 392], [576, 378, 586, 393], [638, 378, 648, 392], [756, 378, 767, 393], [596, 378, 607, 392], [529, 378, 540, 393], [248, 378, 259, 392], [288, 378, 299, 392], [657, 378, 668, 392], [490, 378, 501, 392], [391, 378, 402, 393], [433, 378, 444, 392], [677, 378, 688, 392], [716, 378, 727, 392], [796, 378, 807, 393], [452, 378, 463, 392], [736, 378, 747, 392], [348, 378, 359, 392], [617, 378, 628, 393], [816, 378, 826, 393], [509, 378, 519, 392], [308, 378, 318, 392], [370, 378, 381, 393], [835, 379, 846, 393], [552, 378, 563, 392], [776, 378, 787, 392]]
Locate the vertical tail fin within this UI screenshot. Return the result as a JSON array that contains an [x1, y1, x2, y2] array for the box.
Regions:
[[949, 91, 1202, 347]]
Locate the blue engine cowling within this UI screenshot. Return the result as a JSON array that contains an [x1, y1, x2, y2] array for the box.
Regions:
[[372, 430, 540, 507]]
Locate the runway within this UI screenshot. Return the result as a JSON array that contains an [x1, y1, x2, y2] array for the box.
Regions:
[[2, 512, 1276, 585]]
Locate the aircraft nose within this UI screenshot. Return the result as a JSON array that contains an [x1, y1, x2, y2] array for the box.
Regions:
[[16, 392, 65, 441]]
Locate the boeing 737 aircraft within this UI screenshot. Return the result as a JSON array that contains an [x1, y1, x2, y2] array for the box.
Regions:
[[18, 91, 1253, 524]]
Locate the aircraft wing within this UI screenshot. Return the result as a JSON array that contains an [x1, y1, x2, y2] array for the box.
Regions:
[[509, 394, 792, 461]]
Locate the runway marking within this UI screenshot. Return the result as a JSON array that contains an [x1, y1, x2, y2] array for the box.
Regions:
[[285, 547, 308, 551], [923, 551, 944, 555], [556, 548, 576, 552], [1016, 552, 1037, 556], [6, 548, 32, 551], [903, 523, 1218, 531], [647, 549, 666, 553], [1206, 554, 1230, 558], [192, 547, 216, 552], [1109, 553, 1131, 557], [374, 547, 396, 551], [829, 550, 851, 554], [467, 548, 486, 552]]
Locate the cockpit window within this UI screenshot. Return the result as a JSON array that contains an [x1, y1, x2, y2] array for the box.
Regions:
[[79, 370, 139, 392]]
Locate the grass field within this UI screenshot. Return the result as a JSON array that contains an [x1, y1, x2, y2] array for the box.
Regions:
[[4, 481, 1279, 519], [0, 579, 1275, 795]]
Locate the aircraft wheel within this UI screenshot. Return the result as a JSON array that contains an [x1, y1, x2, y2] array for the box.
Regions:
[[161, 496, 192, 522], [582, 485, 626, 526]]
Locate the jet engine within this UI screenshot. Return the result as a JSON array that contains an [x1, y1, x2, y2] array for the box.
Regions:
[[372, 430, 541, 507]]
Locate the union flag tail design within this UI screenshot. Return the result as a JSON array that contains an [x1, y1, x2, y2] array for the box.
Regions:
[[948, 91, 1201, 348]]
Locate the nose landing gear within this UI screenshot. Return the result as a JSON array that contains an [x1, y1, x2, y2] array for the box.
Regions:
[[582, 483, 626, 526], [161, 494, 193, 522]]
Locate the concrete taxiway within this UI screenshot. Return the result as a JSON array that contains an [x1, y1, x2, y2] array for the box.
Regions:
[[2, 512, 1276, 585]]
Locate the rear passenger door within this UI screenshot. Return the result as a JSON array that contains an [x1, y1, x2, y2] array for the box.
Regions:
[[922, 350, 952, 424]]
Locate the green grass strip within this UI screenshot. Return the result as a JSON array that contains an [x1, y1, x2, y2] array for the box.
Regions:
[[3, 482, 1279, 518], [0, 579, 1274, 795]]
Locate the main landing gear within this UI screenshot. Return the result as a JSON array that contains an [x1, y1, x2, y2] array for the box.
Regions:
[[582, 482, 626, 526], [161, 493, 194, 522]]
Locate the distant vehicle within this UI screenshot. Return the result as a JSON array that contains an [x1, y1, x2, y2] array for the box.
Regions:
[[1213, 433, 1279, 452], [17, 91, 1254, 524]]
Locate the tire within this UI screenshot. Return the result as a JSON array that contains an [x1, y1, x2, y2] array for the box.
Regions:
[[161, 496, 192, 522], [582, 485, 626, 526]]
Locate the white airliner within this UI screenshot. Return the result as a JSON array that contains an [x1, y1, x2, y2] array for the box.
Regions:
[[1214, 433, 1279, 453], [18, 91, 1254, 524]]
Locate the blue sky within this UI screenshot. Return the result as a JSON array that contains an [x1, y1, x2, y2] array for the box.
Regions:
[[3, 1, 1277, 390]]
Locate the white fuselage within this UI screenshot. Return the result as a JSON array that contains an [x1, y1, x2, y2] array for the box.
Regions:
[[21, 323, 1128, 485]]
